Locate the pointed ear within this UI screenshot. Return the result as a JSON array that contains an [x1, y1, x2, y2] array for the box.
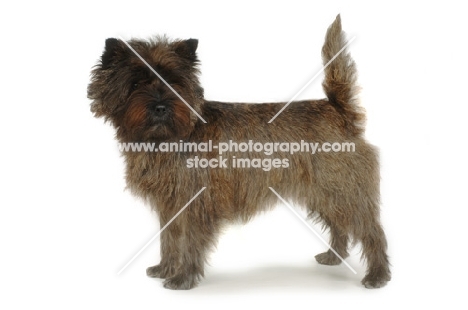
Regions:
[[174, 38, 198, 61], [101, 38, 125, 69]]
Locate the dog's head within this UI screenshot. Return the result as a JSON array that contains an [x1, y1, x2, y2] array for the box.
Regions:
[[88, 37, 204, 142]]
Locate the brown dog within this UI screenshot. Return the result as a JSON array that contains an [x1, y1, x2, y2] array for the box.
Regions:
[[88, 15, 391, 290]]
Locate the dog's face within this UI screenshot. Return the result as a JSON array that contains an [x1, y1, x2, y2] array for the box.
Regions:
[[88, 37, 204, 142]]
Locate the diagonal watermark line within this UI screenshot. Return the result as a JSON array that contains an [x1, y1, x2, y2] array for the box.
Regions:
[[268, 36, 356, 123], [268, 187, 357, 274], [117, 187, 206, 275], [118, 36, 207, 124]]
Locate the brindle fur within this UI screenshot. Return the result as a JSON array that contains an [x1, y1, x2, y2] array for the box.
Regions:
[[88, 15, 391, 290]]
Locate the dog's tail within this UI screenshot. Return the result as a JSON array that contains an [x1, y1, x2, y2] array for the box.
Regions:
[[322, 15, 364, 135]]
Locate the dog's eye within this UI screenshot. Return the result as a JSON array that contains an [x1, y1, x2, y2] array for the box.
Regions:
[[132, 83, 139, 89]]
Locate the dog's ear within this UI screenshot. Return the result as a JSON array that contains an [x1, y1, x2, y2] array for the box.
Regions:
[[101, 38, 126, 69], [174, 38, 198, 61], [88, 38, 127, 118]]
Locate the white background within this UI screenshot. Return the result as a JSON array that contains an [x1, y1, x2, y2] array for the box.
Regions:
[[1, 0, 467, 309]]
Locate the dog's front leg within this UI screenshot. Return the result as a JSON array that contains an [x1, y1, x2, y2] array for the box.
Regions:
[[147, 211, 182, 279], [163, 202, 219, 290]]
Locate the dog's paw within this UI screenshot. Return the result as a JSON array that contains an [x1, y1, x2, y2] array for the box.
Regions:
[[146, 264, 174, 279], [315, 251, 342, 266], [361, 270, 391, 289], [163, 274, 198, 290], [146, 265, 163, 278]]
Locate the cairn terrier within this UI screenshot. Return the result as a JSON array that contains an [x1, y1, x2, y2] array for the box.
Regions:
[[88, 15, 391, 289]]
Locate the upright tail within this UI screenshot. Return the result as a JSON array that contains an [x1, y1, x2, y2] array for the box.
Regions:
[[322, 15, 364, 135]]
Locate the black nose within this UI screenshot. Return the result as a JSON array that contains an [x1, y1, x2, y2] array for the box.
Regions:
[[154, 105, 167, 116]]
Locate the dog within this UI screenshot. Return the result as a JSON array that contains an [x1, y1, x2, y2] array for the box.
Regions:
[[88, 15, 391, 289]]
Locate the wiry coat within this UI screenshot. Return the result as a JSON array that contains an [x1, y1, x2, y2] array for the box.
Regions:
[[88, 15, 391, 290]]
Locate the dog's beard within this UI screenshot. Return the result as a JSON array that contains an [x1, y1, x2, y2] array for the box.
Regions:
[[144, 123, 177, 141], [121, 90, 194, 142]]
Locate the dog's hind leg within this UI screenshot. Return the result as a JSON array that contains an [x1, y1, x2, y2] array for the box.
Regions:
[[315, 218, 349, 266], [358, 218, 391, 288]]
